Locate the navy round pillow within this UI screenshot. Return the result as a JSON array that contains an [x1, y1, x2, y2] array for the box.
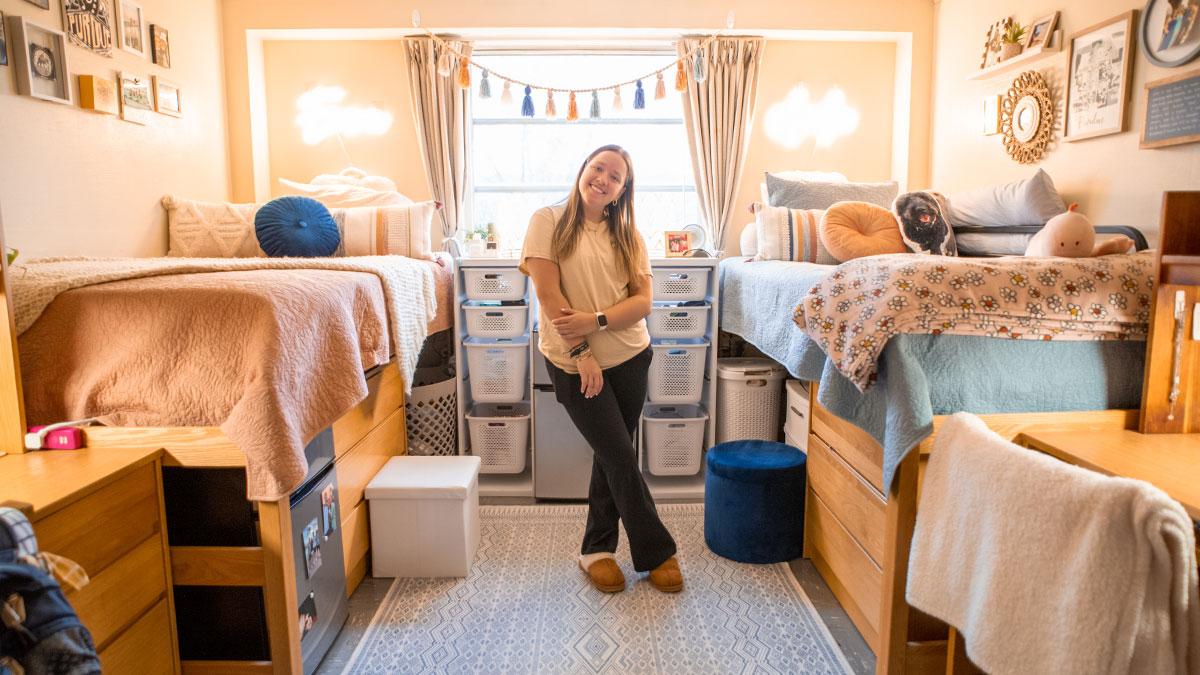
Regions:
[[254, 196, 340, 257]]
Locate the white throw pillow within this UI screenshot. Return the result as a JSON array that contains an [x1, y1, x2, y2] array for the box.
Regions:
[[739, 222, 758, 256], [947, 169, 1067, 227]]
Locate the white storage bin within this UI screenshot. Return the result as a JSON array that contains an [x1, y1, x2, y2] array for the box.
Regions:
[[648, 302, 710, 339], [405, 369, 457, 456], [366, 455, 481, 577], [652, 268, 709, 301], [783, 379, 810, 450], [466, 402, 530, 474], [462, 302, 528, 339], [464, 336, 529, 402], [463, 268, 527, 301], [648, 339, 709, 404], [642, 404, 708, 476], [716, 358, 787, 443]]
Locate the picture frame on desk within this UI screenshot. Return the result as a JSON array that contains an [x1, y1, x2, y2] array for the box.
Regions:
[[1025, 11, 1059, 49], [1065, 10, 1137, 142], [665, 230, 692, 257]]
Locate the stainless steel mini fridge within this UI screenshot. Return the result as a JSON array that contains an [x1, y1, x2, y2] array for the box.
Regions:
[[532, 329, 594, 499]]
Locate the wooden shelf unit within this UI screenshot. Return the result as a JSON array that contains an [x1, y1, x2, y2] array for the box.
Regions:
[[967, 30, 1062, 81]]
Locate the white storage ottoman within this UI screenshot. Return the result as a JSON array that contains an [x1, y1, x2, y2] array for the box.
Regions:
[[365, 455, 482, 578]]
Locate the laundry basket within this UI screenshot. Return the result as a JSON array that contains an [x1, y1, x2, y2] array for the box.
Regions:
[[642, 404, 708, 476], [467, 402, 530, 474], [648, 339, 709, 403], [651, 268, 709, 301], [716, 358, 786, 443], [648, 302, 710, 340], [405, 366, 458, 456], [464, 336, 529, 402], [463, 268, 527, 301], [462, 302, 528, 339]]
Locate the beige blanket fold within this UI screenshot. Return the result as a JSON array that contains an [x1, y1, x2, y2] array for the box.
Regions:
[[906, 413, 1200, 675]]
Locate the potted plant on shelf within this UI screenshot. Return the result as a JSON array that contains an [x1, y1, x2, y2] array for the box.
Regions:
[[1001, 23, 1026, 60]]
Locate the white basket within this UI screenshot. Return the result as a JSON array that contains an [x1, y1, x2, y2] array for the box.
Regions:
[[467, 403, 530, 474], [463, 268, 527, 301], [716, 358, 786, 443], [648, 339, 708, 404], [652, 268, 709, 301], [464, 337, 529, 402], [405, 375, 457, 456], [642, 404, 708, 476], [648, 303, 710, 339], [462, 302, 528, 339]]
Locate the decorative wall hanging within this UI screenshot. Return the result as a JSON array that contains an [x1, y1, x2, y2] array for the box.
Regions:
[[1140, 0, 1200, 67], [23, 0, 50, 9], [62, 0, 114, 57], [6, 15, 72, 105], [118, 70, 152, 124], [1139, 67, 1200, 148], [0, 11, 7, 67], [153, 75, 180, 116], [116, 0, 144, 57], [1000, 70, 1055, 163], [981, 17, 1013, 68], [150, 24, 169, 68], [1066, 10, 1137, 141], [78, 74, 119, 114]]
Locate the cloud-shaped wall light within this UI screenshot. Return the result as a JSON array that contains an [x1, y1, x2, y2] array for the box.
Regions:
[[764, 85, 860, 149], [296, 85, 394, 146]]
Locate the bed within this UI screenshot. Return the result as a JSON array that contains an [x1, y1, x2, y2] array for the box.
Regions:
[[719, 252, 1151, 672], [9, 253, 454, 674]]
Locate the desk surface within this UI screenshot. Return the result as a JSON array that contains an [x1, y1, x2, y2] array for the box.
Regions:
[[0, 447, 163, 520], [1016, 430, 1200, 520]]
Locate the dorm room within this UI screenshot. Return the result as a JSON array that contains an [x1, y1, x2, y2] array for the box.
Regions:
[[1, 1, 1198, 674]]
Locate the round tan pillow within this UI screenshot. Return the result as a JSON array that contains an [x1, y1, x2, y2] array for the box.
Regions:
[[818, 201, 907, 261]]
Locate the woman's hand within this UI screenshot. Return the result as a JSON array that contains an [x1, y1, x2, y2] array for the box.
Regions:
[[552, 308, 598, 340], [577, 355, 604, 398]]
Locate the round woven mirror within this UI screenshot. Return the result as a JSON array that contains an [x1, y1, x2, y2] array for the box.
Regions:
[[1000, 71, 1054, 164]]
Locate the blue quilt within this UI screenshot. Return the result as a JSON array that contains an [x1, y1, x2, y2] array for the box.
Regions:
[[720, 258, 1145, 491]]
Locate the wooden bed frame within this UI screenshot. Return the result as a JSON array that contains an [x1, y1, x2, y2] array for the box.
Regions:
[[804, 387, 1137, 674]]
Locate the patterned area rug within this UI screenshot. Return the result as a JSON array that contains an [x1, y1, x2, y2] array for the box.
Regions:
[[342, 504, 852, 674]]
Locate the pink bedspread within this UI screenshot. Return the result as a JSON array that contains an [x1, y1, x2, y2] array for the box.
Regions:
[[21, 269, 395, 500], [794, 251, 1155, 390]]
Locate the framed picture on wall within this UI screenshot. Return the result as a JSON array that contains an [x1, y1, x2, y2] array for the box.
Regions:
[[153, 75, 180, 116], [116, 0, 145, 57], [1065, 10, 1137, 141], [118, 71, 152, 124], [22, 0, 51, 10], [62, 0, 114, 57], [6, 16, 72, 105], [150, 24, 169, 67], [0, 12, 8, 68], [1140, 0, 1200, 67]]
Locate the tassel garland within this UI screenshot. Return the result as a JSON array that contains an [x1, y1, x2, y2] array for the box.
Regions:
[[655, 71, 666, 99], [634, 80, 645, 109], [693, 48, 708, 83], [612, 86, 623, 111], [456, 57, 471, 89], [501, 80, 512, 104], [566, 91, 579, 121], [589, 91, 601, 119], [521, 86, 534, 118], [479, 70, 492, 98], [674, 60, 687, 92], [436, 49, 452, 77], [545, 90, 557, 119]]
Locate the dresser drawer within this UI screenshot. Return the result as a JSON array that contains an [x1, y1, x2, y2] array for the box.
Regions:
[[811, 400, 884, 493], [808, 435, 886, 565], [807, 490, 882, 649], [34, 463, 161, 579], [68, 535, 167, 650], [98, 598, 175, 674]]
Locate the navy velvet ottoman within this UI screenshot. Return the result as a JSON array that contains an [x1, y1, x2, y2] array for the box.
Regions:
[[704, 440, 806, 564]]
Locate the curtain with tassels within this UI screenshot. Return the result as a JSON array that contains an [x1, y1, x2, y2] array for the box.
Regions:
[[677, 37, 764, 253], [404, 36, 473, 241]]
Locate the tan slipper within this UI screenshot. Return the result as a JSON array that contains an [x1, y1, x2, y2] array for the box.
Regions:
[[579, 554, 625, 593], [648, 556, 683, 593]]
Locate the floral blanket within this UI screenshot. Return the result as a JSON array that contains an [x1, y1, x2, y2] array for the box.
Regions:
[[794, 251, 1155, 391]]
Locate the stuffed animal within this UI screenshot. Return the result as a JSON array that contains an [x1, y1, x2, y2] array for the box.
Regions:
[[893, 191, 957, 255], [1024, 204, 1134, 257]]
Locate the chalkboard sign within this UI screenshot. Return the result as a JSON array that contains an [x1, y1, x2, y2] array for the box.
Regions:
[[1140, 69, 1200, 149]]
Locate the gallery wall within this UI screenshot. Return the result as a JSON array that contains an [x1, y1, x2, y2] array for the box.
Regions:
[[930, 0, 1200, 244], [0, 0, 230, 259]]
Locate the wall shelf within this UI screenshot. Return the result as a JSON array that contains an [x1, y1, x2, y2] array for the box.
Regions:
[[968, 29, 1062, 81]]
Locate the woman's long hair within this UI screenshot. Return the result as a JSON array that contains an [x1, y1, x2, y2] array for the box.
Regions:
[[551, 144, 647, 288]]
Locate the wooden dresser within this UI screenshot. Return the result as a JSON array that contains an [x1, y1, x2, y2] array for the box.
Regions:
[[0, 447, 179, 674]]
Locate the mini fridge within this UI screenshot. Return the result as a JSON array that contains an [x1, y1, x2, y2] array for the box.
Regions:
[[532, 330, 594, 499]]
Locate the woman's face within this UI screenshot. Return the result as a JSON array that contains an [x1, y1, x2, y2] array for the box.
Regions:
[[576, 150, 628, 216]]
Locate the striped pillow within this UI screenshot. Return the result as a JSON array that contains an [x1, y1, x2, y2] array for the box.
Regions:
[[332, 201, 436, 260], [753, 205, 838, 264]]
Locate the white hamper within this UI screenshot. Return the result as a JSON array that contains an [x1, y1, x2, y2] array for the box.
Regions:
[[464, 336, 529, 402], [642, 404, 708, 476], [647, 339, 709, 403], [716, 358, 786, 443], [365, 455, 482, 578], [405, 367, 457, 456], [466, 402, 530, 474]]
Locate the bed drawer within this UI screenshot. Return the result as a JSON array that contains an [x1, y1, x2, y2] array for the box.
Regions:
[[811, 400, 884, 493], [336, 407, 404, 513], [98, 598, 175, 674], [34, 463, 161, 580], [806, 490, 882, 650], [68, 535, 167, 651], [341, 499, 371, 597], [808, 435, 886, 565], [784, 380, 810, 450], [333, 361, 404, 458]]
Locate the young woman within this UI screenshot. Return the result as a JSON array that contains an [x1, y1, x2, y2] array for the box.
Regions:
[[519, 145, 682, 594]]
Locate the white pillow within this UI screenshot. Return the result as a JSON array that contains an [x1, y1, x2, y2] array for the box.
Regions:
[[947, 169, 1067, 227], [739, 222, 757, 256], [760, 171, 847, 205]]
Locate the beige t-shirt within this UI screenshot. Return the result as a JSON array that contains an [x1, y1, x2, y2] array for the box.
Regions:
[[519, 205, 653, 373]]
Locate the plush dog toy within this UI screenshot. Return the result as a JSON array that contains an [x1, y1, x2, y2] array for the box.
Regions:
[[1024, 204, 1134, 257], [893, 191, 957, 256]]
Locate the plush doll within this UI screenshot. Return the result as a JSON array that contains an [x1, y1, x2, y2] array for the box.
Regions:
[[1024, 204, 1133, 257]]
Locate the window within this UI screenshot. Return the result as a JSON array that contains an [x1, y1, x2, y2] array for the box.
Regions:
[[470, 52, 699, 256]]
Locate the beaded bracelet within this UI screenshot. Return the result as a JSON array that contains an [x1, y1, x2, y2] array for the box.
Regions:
[[568, 341, 590, 359], [570, 347, 593, 362]]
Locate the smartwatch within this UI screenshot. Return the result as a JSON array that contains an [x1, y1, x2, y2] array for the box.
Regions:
[[595, 311, 609, 331]]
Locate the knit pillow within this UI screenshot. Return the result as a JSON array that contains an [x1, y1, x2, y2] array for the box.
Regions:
[[332, 201, 436, 260], [753, 204, 838, 264], [819, 201, 907, 261]]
